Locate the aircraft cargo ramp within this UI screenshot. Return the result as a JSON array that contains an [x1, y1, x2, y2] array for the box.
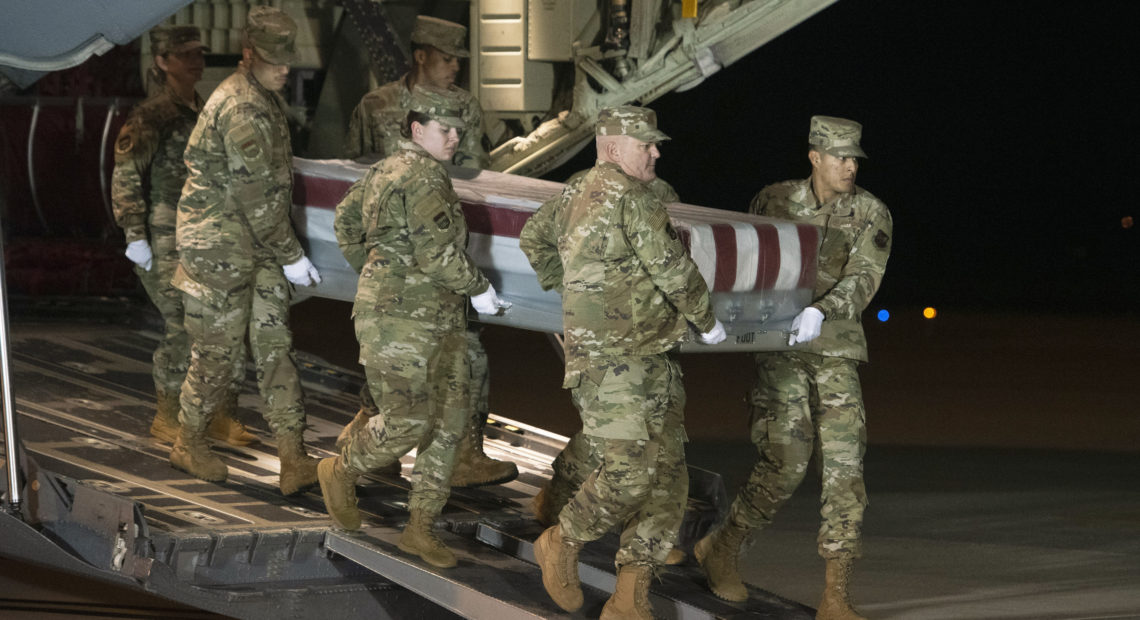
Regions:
[[0, 299, 813, 619]]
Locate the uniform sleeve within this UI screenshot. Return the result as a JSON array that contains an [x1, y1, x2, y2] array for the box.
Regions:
[[519, 190, 567, 292], [405, 178, 489, 296], [333, 178, 368, 273], [813, 202, 893, 320], [344, 100, 367, 160], [110, 112, 160, 243], [452, 97, 488, 170], [747, 188, 771, 216], [221, 102, 304, 265], [625, 193, 716, 332]]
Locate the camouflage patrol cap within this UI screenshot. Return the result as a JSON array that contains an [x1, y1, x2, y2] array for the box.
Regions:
[[596, 106, 670, 143], [150, 25, 209, 56], [809, 115, 867, 158], [408, 85, 467, 129], [410, 16, 469, 58], [244, 6, 297, 65]]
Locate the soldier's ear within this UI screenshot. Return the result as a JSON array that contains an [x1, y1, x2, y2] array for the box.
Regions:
[[808, 149, 821, 168], [413, 48, 428, 67], [155, 54, 170, 73]]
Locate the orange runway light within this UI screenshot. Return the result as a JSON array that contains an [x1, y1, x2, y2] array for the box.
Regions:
[[923, 307, 937, 319], [1122, 216, 1133, 229]]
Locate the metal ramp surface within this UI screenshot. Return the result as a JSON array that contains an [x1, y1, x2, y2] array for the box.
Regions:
[[1, 301, 812, 619]]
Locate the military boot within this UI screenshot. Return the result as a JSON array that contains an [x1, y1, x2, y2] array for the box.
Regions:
[[600, 563, 655, 620], [207, 392, 258, 447], [534, 524, 584, 612], [694, 519, 749, 602], [816, 557, 866, 620], [334, 407, 372, 451], [277, 430, 319, 496], [149, 388, 181, 443], [532, 479, 574, 527], [664, 548, 686, 565], [170, 426, 227, 482], [397, 509, 457, 568], [449, 430, 518, 487], [317, 456, 362, 530]]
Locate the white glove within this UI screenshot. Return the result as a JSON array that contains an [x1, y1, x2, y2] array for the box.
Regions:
[[283, 255, 322, 287], [699, 319, 727, 345], [788, 306, 824, 346], [125, 239, 153, 271], [471, 284, 511, 315]]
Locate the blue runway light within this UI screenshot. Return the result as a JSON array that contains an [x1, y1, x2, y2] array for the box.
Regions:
[[877, 309, 890, 322]]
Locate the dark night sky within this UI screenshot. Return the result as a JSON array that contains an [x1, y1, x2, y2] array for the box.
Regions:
[[552, 1, 1140, 314]]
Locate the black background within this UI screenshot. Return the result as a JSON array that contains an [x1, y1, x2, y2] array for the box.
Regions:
[[557, 0, 1140, 314]]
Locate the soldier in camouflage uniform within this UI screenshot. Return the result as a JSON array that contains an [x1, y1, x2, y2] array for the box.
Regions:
[[519, 106, 726, 618], [111, 25, 256, 449], [340, 15, 517, 488], [318, 86, 509, 568], [695, 116, 892, 620], [171, 7, 322, 496], [344, 16, 486, 169], [534, 166, 689, 569]]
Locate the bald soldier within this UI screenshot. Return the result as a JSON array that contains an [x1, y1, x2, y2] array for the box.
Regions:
[[172, 7, 322, 495], [520, 106, 725, 618], [695, 116, 892, 620], [111, 25, 255, 448], [340, 15, 516, 488], [319, 86, 509, 568]]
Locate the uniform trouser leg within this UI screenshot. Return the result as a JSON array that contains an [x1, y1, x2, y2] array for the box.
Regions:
[[180, 287, 249, 432], [465, 326, 489, 435], [138, 250, 189, 396], [408, 330, 469, 515], [559, 355, 687, 567], [344, 321, 469, 516], [247, 265, 305, 434], [728, 353, 867, 559]]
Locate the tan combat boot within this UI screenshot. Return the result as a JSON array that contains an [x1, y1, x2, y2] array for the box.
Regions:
[[335, 407, 372, 450], [532, 479, 574, 527], [317, 456, 362, 530], [816, 557, 866, 620], [600, 563, 655, 620], [207, 392, 258, 447], [149, 388, 181, 443], [277, 430, 319, 496], [664, 548, 686, 565], [397, 509, 457, 568], [449, 430, 518, 487], [534, 524, 584, 612], [170, 426, 228, 482], [694, 519, 749, 602]]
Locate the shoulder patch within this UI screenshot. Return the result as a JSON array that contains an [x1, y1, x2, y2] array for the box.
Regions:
[[647, 204, 670, 230], [873, 229, 890, 250], [228, 121, 264, 166]]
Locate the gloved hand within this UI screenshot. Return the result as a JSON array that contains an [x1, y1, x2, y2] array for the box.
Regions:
[[471, 284, 511, 315], [788, 306, 824, 346], [283, 255, 322, 287], [699, 319, 727, 345], [125, 239, 153, 271]]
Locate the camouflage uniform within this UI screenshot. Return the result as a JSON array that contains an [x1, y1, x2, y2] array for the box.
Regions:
[[520, 109, 717, 569], [112, 79, 204, 398], [729, 122, 893, 560], [334, 135, 490, 515], [173, 55, 306, 436], [341, 16, 514, 488], [537, 170, 683, 518], [345, 78, 486, 169], [344, 17, 486, 169]]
